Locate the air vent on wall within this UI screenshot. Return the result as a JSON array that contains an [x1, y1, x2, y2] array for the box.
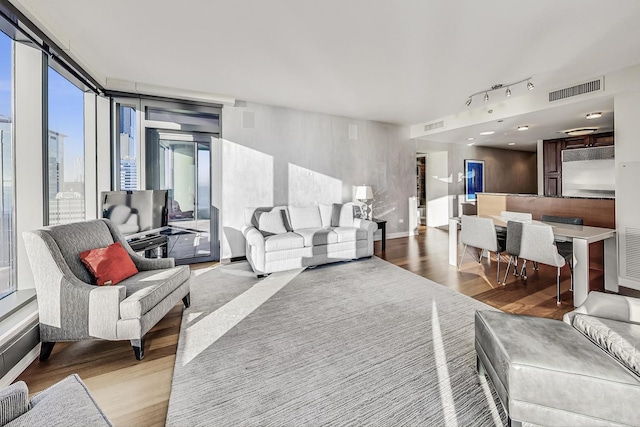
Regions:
[[624, 228, 640, 280], [424, 120, 444, 132], [562, 146, 614, 162], [549, 77, 603, 102]]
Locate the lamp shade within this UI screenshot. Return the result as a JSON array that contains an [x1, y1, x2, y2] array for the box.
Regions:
[[355, 185, 373, 200]]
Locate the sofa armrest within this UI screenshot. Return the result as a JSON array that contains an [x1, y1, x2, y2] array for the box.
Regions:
[[88, 285, 127, 339], [563, 291, 640, 325], [242, 226, 265, 249], [354, 218, 378, 234], [0, 381, 29, 426]]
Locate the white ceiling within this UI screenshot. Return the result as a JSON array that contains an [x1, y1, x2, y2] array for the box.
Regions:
[[13, 0, 640, 126], [418, 96, 615, 152]]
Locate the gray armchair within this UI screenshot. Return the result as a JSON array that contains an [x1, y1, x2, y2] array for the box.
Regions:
[[23, 219, 191, 361], [0, 374, 111, 426]]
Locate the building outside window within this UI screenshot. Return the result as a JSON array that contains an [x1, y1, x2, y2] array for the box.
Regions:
[[47, 67, 85, 225], [119, 106, 137, 190], [0, 31, 14, 297]]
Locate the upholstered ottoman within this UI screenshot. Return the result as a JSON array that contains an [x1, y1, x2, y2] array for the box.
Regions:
[[475, 310, 640, 427]]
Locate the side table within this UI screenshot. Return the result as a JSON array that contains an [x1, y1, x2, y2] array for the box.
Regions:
[[372, 218, 387, 252]]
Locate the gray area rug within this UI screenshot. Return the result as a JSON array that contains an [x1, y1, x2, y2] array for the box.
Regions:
[[166, 257, 506, 426]]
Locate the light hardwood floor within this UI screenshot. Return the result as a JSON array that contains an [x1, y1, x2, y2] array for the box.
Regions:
[[14, 227, 603, 425]]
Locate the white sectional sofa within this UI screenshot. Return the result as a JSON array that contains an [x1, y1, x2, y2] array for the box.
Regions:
[[242, 203, 378, 275]]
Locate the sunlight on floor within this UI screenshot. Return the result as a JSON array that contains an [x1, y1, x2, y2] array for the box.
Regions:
[[181, 268, 304, 366], [431, 300, 458, 427], [479, 372, 504, 426]]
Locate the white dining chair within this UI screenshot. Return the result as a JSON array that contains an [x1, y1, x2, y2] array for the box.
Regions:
[[459, 215, 506, 285], [518, 223, 566, 305]]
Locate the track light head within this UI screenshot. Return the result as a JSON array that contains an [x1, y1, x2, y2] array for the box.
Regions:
[[483, 92, 489, 102], [465, 97, 472, 106], [527, 80, 534, 91], [505, 87, 511, 97]]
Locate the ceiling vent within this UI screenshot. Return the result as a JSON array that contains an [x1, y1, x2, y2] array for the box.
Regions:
[[424, 120, 444, 132], [549, 77, 604, 102]]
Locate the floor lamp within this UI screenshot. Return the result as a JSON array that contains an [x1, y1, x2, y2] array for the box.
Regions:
[[355, 185, 374, 220]]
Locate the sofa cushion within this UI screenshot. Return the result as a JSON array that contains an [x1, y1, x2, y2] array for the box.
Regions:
[[573, 313, 640, 377], [327, 226, 367, 243], [294, 228, 338, 247], [331, 203, 355, 227], [319, 204, 333, 228], [288, 206, 322, 230], [80, 242, 139, 286], [264, 232, 304, 252], [119, 266, 190, 319], [44, 220, 116, 284], [254, 209, 287, 235]]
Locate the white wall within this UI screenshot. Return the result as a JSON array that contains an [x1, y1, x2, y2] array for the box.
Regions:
[[220, 102, 414, 259], [426, 151, 449, 227]]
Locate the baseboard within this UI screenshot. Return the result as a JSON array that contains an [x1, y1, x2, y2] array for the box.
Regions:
[[0, 343, 39, 388]]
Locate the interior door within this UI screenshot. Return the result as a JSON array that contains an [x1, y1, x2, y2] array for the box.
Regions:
[[146, 129, 217, 263]]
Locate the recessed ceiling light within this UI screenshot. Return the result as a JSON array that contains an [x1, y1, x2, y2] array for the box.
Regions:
[[565, 127, 598, 136], [508, 142, 516, 146], [479, 131, 495, 135], [467, 137, 475, 141], [585, 112, 602, 120], [467, 142, 475, 146], [517, 125, 529, 131]]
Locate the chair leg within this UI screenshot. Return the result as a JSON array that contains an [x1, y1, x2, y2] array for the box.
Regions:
[[513, 257, 519, 276], [39, 342, 56, 362], [502, 256, 513, 285], [458, 244, 468, 270], [496, 252, 501, 285], [521, 260, 527, 279], [556, 267, 562, 306], [182, 292, 191, 308], [131, 337, 146, 361]]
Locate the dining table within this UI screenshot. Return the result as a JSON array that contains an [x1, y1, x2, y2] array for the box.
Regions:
[[448, 215, 618, 307]]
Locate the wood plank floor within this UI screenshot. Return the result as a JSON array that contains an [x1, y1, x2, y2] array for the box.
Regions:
[[14, 226, 615, 425]]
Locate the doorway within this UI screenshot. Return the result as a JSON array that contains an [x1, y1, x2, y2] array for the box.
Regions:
[[146, 129, 218, 263]]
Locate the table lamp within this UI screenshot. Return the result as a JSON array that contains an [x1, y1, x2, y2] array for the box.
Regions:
[[355, 185, 374, 220]]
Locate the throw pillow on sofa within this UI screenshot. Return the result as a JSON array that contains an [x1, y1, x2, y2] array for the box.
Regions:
[[254, 209, 288, 235], [288, 206, 323, 230], [80, 241, 139, 285], [331, 203, 355, 227]]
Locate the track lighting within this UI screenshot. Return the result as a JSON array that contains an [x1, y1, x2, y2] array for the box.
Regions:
[[465, 77, 534, 106]]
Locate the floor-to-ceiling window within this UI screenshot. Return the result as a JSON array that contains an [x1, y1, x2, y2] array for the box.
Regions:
[[118, 105, 137, 190], [47, 67, 85, 224], [0, 30, 14, 297]]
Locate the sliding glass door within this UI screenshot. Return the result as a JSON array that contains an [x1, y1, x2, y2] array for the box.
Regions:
[[146, 129, 216, 263]]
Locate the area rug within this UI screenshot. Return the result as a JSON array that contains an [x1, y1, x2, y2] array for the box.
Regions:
[[166, 257, 506, 426]]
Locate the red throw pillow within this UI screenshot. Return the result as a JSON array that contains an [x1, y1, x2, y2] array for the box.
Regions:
[[79, 242, 138, 286]]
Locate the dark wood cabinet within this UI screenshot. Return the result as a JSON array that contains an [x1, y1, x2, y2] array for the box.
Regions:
[[591, 132, 614, 147], [563, 136, 590, 149], [542, 132, 614, 196]]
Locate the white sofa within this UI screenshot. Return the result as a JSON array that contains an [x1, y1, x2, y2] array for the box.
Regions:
[[242, 203, 378, 275]]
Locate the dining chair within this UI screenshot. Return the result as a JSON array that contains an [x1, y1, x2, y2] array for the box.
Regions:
[[519, 223, 566, 305], [459, 215, 506, 285], [541, 215, 583, 291], [502, 220, 523, 285], [500, 211, 533, 221]]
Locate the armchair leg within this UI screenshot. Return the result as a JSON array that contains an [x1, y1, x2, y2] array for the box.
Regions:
[[131, 337, 145, 361], [39, 342, 56, 361], [182, 293, 191, 308]]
